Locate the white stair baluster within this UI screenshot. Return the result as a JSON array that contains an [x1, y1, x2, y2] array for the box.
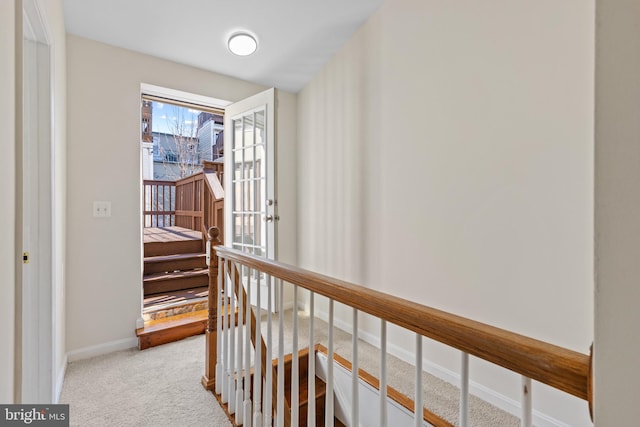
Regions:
[[460, 352, 469, 427], [229, 264, 236, 414], [307, 292, 316, 427], [380, 320, 387, 427], [264, 275, 273, 427], [215, 256, 223, 395], [236, 266, 245, 425], [221, 261, 229, 404], [521, 376, 533, 427], [277, 281, 285, 427], [291, 286, 299, 427], [254, 273, 263, 427], [244, 268, 253, 427], [326, 299, 334, 427], [352, 308, 359, 427], [414, 335, 422, 427]]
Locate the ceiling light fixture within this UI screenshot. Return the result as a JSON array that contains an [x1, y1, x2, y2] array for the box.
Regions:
[[228, 32, 258, 56]]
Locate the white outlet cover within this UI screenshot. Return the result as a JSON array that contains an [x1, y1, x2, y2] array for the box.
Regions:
[[93, 201, 111, 217]]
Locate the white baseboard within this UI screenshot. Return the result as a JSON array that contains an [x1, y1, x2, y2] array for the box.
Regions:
[[300, 301, 571, 427], [54, 356, 67, 403], [282, 301, 294, 312], [66, 337, 138, 362]]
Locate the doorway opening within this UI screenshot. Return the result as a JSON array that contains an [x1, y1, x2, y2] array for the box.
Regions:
[[137, 85, 228, 348]]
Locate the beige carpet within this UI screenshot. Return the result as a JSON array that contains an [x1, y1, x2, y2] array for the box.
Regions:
[[60, 309, 519, 427], [59, 336, 232, 427]]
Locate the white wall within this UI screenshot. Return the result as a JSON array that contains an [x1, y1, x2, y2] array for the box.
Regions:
[[66, 35, 296, 354], [594, 0, 640, 425], [275, 90, 298, 267], [297, 0, 594, 425], [0, 0, 17, 403]]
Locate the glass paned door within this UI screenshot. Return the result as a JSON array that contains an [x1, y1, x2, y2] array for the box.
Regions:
[[225, 89, 276, 311], [231, 110, 267, 256]]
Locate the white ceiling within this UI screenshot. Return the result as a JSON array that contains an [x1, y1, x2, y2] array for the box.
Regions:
[[62, 0, 383, 93]]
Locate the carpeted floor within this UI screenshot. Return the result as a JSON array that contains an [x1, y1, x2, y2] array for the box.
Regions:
[[59, 336, 232, 427], [60, 309, 519, 427]]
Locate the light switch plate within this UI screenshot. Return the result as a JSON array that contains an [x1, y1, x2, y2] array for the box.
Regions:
[[93, 201, 111, 217]]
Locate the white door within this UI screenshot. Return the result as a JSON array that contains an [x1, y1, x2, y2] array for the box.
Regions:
[[224, 88, 278, 311], [22, 0, 54, 403]]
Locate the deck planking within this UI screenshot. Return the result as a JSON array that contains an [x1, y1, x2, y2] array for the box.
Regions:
[[143, 226, 202, 244]]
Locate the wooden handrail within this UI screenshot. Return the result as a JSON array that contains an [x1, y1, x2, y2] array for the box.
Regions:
[[214, 246, 591, 403], [204, 171, 224, 201], [143, 179, 175, 186]]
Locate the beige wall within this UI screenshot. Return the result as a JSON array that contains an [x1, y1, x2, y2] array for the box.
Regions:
[[297, 0, 594, 425], [275, 90, 298, 267], [594, 0, 640, 424], [0, 0, 17, 403], [66, 35, 296, 354]]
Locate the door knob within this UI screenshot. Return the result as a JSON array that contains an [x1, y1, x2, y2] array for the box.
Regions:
[[263, 214, 280, 222]]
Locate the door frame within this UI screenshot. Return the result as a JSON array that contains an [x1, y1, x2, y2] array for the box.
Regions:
[[137, 83, 231, 328]]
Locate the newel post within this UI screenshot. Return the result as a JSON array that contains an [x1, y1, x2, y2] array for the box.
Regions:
[[201, 226, 222, 390]]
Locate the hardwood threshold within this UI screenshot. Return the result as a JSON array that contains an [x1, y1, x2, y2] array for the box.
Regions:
[[136, 307, 238, 350], [136, 310, 207, 350]]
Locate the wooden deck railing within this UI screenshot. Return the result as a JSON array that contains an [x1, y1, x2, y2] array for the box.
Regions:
[[201, 161, 225, 246], [170, 161, 224, 246], [143, 180, 176, 227], [175, 173, 204, 231], [202, 226, 593, 427], [144, 162, 224, 246]]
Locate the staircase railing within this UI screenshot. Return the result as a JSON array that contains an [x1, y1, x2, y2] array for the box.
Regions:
[[202, 228, 291, 426], [203, 226, 593, 427], [201, 161, 224, 246]]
